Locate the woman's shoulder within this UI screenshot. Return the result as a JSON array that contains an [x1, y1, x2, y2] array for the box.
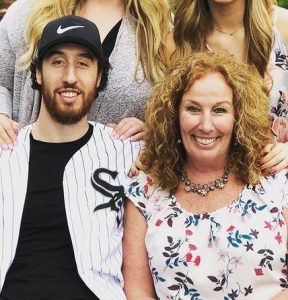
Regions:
[[127, 171, 170, 221], [274, 5, 288, 45], [258, 170, 288, 210]]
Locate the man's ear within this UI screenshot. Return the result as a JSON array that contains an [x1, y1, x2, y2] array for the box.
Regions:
[[36, 67, 42, 85], [96, 71, 102, 88]]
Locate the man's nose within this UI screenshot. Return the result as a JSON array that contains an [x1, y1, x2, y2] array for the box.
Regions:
[[62, 65, 77, 85]]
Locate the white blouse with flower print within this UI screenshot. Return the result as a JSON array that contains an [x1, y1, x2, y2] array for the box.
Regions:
[[127, 170, 288, 300]]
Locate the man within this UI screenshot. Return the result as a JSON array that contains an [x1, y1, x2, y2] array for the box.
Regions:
[[0, 15, 140, 300]]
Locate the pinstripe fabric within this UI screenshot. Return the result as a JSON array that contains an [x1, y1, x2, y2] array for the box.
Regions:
[[0, 122, 140, 299]]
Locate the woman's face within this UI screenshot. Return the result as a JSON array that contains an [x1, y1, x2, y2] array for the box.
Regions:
[[207, 0, 245, 9], [178, 72, 235, 166]]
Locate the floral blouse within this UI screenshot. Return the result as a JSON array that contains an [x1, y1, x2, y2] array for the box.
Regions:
[[127, 171, 288, 300], [265, 20, 288, 142]]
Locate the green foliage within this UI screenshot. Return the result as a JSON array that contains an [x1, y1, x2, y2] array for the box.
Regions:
[[278, 0, 288, 8]]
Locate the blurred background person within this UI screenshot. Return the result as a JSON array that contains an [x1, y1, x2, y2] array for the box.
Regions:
[[123, 51, 288, 300]]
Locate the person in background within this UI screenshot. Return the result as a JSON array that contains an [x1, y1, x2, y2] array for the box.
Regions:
[[172, 0, 288, 173], [123, 51, 288, 300], [0, 0, 171, 148], [0, 15, 140, 300]]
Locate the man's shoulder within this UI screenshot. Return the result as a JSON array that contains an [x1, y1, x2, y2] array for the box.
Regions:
[[88, 122, 141, 158], [0, 125, 31, 166]]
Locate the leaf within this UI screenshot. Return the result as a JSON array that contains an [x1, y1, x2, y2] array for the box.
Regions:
[[175, 277, 184, 284], [171, 241, 181, 249], [167, 218, 173, 227], [168, 284, 180, 291], [257, 205, 267, 211], [162, 252, 170, 257], [266, 255, 274, 261], [241, 234, 252, 240], [138, 202, 146, 209], [266, 249, 274, 255], [158, 277, 166, 282], [167, 236, 173, 244], [258, 249, 265, 254], [207, 276, 219, 283], [213, 286, 223, 291], [164, 246, 172, 251], [220, 276, 226, 286], [259, 257, 266, 266], [186, 276, 194, 285], [270, 207, 279, 213], [280, 278, 287, 284], [175, 272, 186, 277]]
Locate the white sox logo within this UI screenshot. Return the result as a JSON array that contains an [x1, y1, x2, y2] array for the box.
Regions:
[[91, 168, 125, 226]]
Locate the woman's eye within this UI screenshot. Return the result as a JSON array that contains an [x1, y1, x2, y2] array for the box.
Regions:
[[187, 106, 200, 113], [214, 107, 227, 113]]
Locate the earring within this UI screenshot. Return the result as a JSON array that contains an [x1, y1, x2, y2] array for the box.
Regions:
[[177, 139, 182, 144]]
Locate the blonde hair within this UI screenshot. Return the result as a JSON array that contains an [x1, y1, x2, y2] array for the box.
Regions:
[[141, 51, 272, 193], [20, 0, 171, 83], [173, 0, 276, 77], [125, 0, 171, 82]]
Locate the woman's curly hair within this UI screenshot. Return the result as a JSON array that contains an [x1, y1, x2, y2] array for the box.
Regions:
[[141, 51, 273, 193]]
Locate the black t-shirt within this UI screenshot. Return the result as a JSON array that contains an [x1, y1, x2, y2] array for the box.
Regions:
[[0, 124, 99, 300]]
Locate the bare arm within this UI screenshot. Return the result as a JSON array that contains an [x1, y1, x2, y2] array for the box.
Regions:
[[123, 199, 157, 300]]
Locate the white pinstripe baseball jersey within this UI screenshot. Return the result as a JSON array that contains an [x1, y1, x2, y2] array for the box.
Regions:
[[0, 122, 141, 300]]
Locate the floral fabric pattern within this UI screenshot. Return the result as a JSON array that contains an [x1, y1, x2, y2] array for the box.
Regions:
[[127, 171, 288, 300], [267, 27, 288, 142]]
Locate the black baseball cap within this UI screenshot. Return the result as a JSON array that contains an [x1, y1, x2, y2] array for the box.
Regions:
[[36, 15, 104, 63]]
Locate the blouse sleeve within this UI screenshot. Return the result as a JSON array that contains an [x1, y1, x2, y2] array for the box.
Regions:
[[260, 170, 288, 211], [0, 0, 33, 117], [126, 171, 155, 221]]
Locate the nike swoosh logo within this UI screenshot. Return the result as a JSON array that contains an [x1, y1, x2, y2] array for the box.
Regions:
[[57, 25, 85, 34]]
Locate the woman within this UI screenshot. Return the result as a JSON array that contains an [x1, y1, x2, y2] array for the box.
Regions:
[[172, 0, 288, 172], [123, 52, 288, 299], [0, 0, 171, 148]]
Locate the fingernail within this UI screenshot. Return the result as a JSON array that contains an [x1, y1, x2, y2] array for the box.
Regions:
[[120, 136, 125, 140], [8, 144, 14, 150], [13, 141, 17, 147], [2, 144, 8, 150], [270, 168, 276, 175], [260, 165, 266, 170], [111, 131, 115, 137]]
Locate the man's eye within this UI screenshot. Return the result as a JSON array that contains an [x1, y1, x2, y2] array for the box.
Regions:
[[77, 61, 89, 67], [52, 60, 64, 66]]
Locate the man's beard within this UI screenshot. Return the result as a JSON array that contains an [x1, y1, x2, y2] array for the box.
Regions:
[[41, 82, 98, 125]]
